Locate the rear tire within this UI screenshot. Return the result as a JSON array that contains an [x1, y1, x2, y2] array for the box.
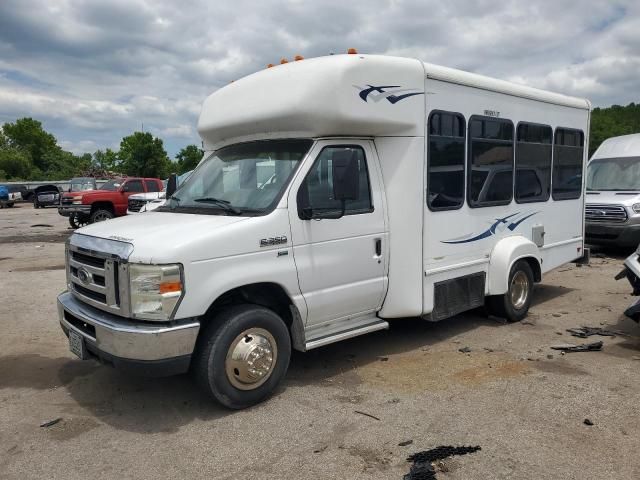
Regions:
[[69, 213, 89, 229], [193, 305, 291, 409], [90, 208, 114, 223], [486, 260, 534, 322]]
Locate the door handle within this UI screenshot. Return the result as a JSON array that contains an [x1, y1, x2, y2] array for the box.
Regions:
[[375, 238, 382, 257]]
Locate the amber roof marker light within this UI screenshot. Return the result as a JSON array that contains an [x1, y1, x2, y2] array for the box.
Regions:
[[294, 55, 304, 61], [280, 58, 288, 64], [347, 48, 358, 54]]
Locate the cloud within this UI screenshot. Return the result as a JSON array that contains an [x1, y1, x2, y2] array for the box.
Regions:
[[0, 0, 638, 157]]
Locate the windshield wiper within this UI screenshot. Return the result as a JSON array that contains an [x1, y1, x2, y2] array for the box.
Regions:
[[193, 197, 242, 214]]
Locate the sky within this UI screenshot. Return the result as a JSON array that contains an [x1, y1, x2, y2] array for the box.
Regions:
[[0, 0, 638, 158]]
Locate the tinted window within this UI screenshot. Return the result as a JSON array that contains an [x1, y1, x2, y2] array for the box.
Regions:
[[553, 128, 584, 200], [126, 180, 144, 193], [515, 123, 552, 203], [427, 112, 465, 210], [298, 146, 372, 217], [145, 180, 160, 192], [468, 117, 514, 207]]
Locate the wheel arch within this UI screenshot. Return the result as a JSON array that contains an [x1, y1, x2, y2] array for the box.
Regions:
[[487, 236, 541, 296], [90, 201, 115, 214], [199, 282, 306, 352]]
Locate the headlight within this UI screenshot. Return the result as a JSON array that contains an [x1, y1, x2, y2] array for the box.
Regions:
[[129, 263, 184, 321], [72, 195, 83, 205], [633, 203, 640, 213]]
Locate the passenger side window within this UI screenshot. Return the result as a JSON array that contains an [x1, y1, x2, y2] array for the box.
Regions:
[[468, 117, 514, 207], [552, 128, 584, 200], [145, 180, 160, 192], [515, 123, 552, 203], [297, 146, 373, 218], [427, 111, 465, 211], [125, 180, 144, 193]]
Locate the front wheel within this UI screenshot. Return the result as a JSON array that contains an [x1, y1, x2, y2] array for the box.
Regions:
[[90, 208, 114, 223], [486, 260, 534, 322], [193, 305, 291, 409]]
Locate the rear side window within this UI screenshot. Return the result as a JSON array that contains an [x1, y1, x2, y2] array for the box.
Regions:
[[126, 179, 144, 193], [145, 180, 160, 192], [515, 123, 552, 203], [427, 111, 465, 211], [297, 145, 373, 218], [552, 128, 584, 200], [468, 117, 514, 207]]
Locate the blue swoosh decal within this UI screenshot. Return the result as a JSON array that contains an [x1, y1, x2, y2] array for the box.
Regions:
[[441, 212, 538, 244], [386, 92, 425, 104]]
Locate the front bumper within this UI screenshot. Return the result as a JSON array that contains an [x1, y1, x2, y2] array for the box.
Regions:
[[58, 205, 91, 217], [57, 291, 200, 375], [585, 222, 640, 247]]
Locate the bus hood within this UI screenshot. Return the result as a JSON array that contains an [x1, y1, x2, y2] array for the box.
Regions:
[[76, 211, 254, 264]]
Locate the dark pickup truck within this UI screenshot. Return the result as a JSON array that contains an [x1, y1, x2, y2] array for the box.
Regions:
[[59, 177, 163, 228]]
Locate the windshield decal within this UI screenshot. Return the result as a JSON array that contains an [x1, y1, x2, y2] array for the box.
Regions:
[[355, 85, 424, 104], [441, 212, 539, 244]]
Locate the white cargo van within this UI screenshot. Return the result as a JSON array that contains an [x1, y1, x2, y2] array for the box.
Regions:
[[57, 54, 591, 408], [585, 133, 640, 246]]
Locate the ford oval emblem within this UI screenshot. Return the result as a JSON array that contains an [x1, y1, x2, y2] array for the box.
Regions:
[[77, 268, 91, 285]]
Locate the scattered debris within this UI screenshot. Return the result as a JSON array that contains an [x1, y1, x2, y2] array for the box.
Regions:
[[552, 313, 562, 318], [547, 354, 554, 359], [313, 445, 327, 453], [584, 419, 594, 426], [632, 356, 640, 361], [404, 446, 481, 480], [398, 440, 414, 447], [388, 398, 400, 404], [550, 341, 603, 353], [566, 326, 617, 338], [354, 410, 380, 421], [483, 347, 494, 352], [39, 418, 62, 428], [378, 356, 389, 362], [30, 224, 53, 228], [458, 346, 472, 353], [555, 331, 563, 335]]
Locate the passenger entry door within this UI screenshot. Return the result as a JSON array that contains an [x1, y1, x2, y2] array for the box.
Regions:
[[288, 140, 387, 327]]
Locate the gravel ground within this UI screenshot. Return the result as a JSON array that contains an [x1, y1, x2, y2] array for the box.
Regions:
[[1, 204, 639, 480]]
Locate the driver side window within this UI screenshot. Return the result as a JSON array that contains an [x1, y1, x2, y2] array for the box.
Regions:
[[297, 145, 373, 218], [125, 180, 144, 193]]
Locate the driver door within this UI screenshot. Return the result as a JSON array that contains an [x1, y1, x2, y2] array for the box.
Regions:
[[287, 140, 388, 327]]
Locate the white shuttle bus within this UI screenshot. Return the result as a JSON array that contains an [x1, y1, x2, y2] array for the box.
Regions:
[[57, 54, 590, 408]]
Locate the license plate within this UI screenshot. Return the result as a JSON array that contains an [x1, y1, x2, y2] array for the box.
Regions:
[[68, 330, 88, 360]]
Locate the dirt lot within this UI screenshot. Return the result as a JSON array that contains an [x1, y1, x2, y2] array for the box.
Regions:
[[1, 203, 639, 479]]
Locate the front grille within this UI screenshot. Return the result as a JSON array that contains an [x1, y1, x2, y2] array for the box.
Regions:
[[585, 204, 628, 223], [67, 245, 126, 315], [128, 199, 146, 212]]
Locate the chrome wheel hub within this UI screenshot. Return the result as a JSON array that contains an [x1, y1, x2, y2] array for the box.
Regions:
[[225, 328, 277, 390], [510, 271, 529, 310]]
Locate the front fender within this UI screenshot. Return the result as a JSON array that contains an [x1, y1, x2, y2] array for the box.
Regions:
[[487, 236, 540, 295]]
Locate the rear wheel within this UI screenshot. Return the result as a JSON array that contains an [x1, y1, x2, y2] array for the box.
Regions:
[[69, 213, 90, 229], [486, 260, 534, 322], [194, 305, 291, 409], [90, 208, 114, 223]]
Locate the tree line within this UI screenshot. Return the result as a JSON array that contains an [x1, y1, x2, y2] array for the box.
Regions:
[[0, 118, 202, 181], [1, 104, 639, 181]]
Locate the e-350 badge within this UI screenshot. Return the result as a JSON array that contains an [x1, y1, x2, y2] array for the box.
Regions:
[[260, 236, 287, 247]]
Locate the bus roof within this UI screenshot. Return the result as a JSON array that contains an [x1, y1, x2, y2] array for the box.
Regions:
[[198, 54, 590, 150]]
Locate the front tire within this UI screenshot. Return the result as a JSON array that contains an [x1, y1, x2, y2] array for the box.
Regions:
[[90, 208, 114, 223], [486, 260, 534, 322], [194, 305, 291, 409]]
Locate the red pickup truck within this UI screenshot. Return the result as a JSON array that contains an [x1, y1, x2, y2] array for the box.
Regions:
[[59, 177, 164, 228]]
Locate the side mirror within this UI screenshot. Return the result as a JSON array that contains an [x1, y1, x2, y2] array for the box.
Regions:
[[166, 173, 178, 197], [331, 150, 359, 203]]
